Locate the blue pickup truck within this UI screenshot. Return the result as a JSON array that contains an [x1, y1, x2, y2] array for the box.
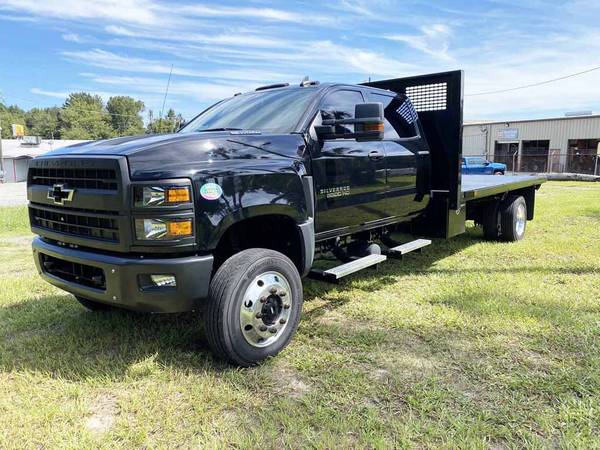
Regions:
[[462, 156, 507, 175]]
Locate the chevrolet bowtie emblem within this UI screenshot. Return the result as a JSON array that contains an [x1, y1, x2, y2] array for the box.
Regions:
[[47, 184, 74, 205]]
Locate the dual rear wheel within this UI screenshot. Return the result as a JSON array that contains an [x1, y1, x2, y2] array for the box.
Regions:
[[482, 195, 527, 242]]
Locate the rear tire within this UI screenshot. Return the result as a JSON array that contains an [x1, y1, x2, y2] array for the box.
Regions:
[[500, 195, 527, 242], [482, 202, 501, 240], [203, 248, 303, 367], [75, 296, 112, 312]]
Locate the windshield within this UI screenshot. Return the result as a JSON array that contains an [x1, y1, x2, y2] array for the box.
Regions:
[[180, 88, 318, 134]]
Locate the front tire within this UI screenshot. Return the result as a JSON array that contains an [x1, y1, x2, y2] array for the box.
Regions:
[[494, 170, 504, 175], [203, 248, 303, 366]]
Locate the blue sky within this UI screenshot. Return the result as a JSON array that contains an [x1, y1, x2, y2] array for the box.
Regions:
[[0, 0, 599, 121]]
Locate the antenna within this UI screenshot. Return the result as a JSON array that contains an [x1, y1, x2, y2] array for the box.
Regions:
[[159, 64, 174, 125]]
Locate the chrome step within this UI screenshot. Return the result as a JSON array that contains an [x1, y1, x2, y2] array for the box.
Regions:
[[387, 239, 431, 258], [309, 253, 387, 283]]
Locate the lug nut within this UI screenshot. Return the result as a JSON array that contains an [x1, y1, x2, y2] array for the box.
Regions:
[[279, 291, 287, 297], [279, 318, 286, 324], [269, 287, 277, 294], [283, 303, 290, 309], [259, 297, 266, 303], [255, 313, 263, 319], [259, 325, 267, 332], [268, 327, 277, 334]]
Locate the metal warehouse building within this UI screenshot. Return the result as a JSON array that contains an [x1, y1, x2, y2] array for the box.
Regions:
[[1, 139, 86, 182], [463, 114, 600, 175]]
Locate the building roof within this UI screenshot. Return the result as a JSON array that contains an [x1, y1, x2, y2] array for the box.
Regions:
[[1, 139, 87, 159], [464, 114, 600, 127]]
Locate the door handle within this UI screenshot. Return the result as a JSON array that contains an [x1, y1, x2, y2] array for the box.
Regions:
[[368, 150, 384, 160]]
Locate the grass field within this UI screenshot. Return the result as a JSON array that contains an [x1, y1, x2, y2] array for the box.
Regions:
[[1, 181, 599, 449]]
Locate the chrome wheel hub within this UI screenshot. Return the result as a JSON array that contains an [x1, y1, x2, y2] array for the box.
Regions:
[[240, 271, 292, 348], [516, 203, 526, 236]]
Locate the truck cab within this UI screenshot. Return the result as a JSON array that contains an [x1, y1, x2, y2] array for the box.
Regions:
[[27, 71, 544, 366]]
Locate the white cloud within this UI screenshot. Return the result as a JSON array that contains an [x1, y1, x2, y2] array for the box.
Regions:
[[383, 24, 453, 61], [5, 0, 600, 120], [104, 25, 288, 49], [80, 73, 252, 102], [62, 33, 81, 43], [62, 49, 293, 83], [30, 87, 68, 99], [0, 0, 158, 25]]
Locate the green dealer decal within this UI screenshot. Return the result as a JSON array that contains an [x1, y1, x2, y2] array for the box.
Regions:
[[200, 182, 223, 200]]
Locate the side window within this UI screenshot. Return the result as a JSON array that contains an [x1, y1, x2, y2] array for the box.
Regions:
[[369, 92, 419, 140], [320, 90, 364, 135]]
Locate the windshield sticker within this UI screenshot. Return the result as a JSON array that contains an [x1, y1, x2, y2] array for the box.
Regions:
[[200, 183, 223, 200]]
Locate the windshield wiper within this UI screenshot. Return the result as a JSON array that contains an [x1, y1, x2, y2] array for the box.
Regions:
[[196, 127, 243, 132]]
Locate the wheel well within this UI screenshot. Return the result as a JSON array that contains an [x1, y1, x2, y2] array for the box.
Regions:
[[213, 215, 303, 273]]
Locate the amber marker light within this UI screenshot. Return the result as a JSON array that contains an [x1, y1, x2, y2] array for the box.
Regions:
[[167, 219, 193, 237], [166, 186, 191, 204]]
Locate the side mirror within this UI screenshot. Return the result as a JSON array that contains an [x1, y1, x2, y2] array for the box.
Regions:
[[316, 102, 384, 142], [177, 120, 187, 132]]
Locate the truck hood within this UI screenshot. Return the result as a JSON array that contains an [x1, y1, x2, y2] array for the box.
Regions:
[[39, 131, 307, 180]]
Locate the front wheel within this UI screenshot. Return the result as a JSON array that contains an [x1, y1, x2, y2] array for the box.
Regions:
[[493, 170, 504, 175], [203, 248, 303, 366]]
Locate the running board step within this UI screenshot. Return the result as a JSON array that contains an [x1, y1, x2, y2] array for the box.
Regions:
[[386, 239, 432, 258], [309, 254, 387, 283]]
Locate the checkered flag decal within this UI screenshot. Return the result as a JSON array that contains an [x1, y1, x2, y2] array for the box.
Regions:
[[396, 97, 418, 124]]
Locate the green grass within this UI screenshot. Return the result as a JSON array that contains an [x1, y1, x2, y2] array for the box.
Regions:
[[1, 181, 599, 448], [0, 206, 30, 237]]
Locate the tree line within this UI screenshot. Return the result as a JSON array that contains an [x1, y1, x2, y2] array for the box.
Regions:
[[0, 93, 184, 140]]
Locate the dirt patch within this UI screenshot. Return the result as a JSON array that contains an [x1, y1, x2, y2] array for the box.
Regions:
[[86, 393, 118, 435], [0, 235, 33, 247], [271, 364, 311, 399]]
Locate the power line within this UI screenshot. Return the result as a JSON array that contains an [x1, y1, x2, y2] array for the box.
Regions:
[[467, 65, 600, 96]]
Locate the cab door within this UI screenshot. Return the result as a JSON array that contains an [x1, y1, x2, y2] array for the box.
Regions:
[[368, 92, 429, 219], [310, 89, 388, 235]]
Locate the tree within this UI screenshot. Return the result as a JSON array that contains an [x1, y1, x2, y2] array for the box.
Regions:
[[146, 108, 184, 134], [0, 103, 27, 139], [106, 96, 145, 136], [25, 107, 61, 139], [59, 92, 112, 140]]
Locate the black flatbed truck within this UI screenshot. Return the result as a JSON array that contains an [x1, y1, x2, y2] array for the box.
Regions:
[[28, 70, 545, 366]]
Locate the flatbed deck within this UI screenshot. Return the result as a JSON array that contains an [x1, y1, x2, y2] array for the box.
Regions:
[[461, 174, 546, 201]]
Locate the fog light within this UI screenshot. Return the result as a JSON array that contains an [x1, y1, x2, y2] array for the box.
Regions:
[[150, 274, 176, 287], [138, 274, 177, 290]]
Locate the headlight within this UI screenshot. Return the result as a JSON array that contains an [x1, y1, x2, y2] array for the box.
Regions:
[[135, 218, 193, 240], [134, 185, 191, 207]]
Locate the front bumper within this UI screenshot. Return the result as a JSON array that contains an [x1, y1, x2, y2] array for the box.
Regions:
[[32, 237, 214, 313]]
